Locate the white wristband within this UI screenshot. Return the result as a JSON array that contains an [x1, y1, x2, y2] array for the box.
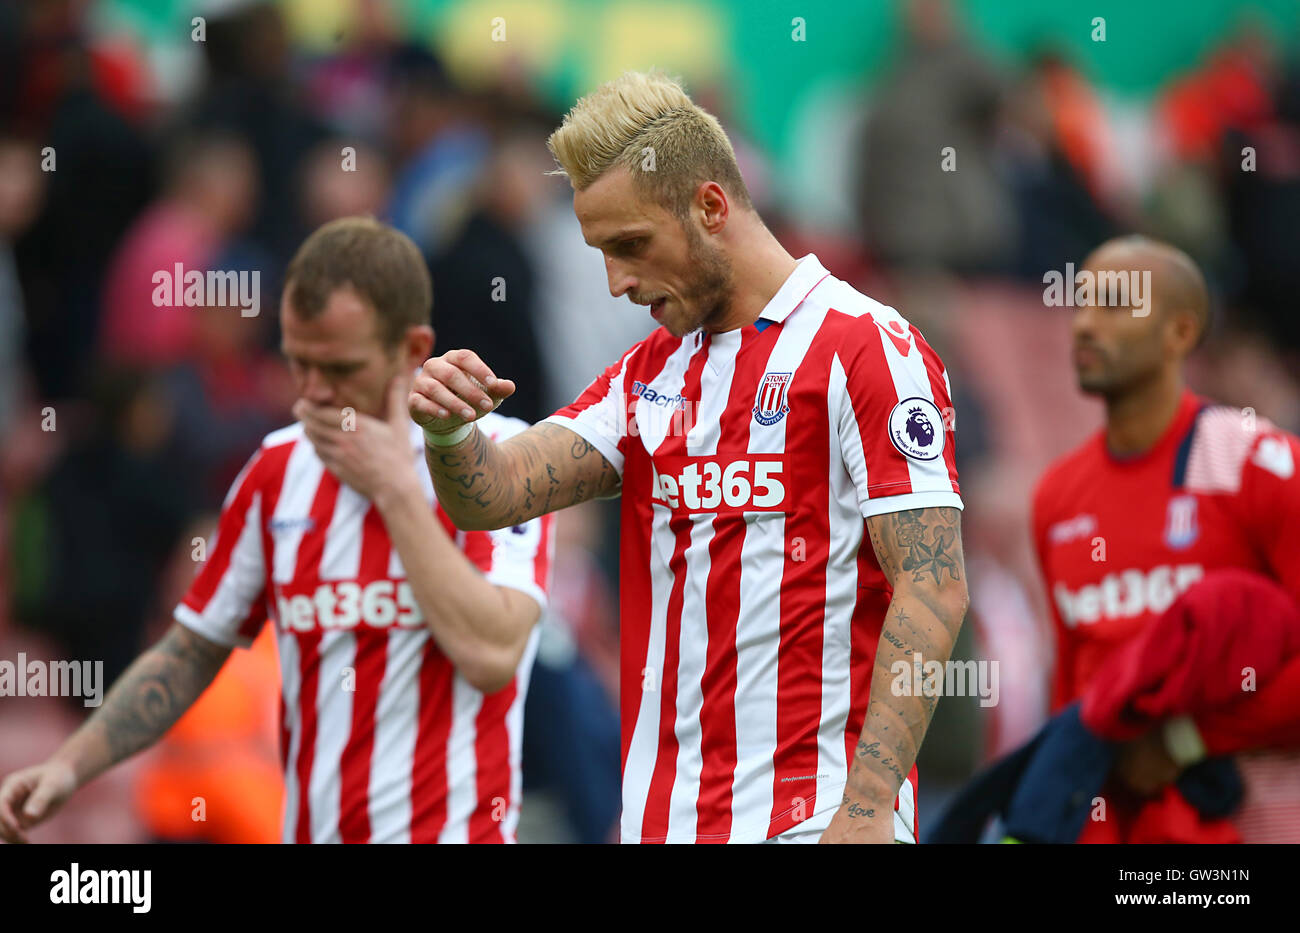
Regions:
[[1162, 715, 1208, 768], [423, 422, 474, 448]]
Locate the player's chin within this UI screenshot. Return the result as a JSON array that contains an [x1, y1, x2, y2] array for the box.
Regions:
[[661, 309, 700, 339], [1075, 368, 1113, 395]]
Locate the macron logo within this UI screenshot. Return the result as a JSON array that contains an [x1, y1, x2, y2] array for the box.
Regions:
[[630, 381, 687, 410], [1047, 513, 1097, 545]]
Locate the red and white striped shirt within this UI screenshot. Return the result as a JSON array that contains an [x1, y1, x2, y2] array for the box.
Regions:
[[546, 254, 962, 843], [175, 413, 554, 843]]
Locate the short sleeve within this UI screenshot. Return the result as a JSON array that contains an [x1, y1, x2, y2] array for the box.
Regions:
[[461, 513, 555, 612], [1240, 430, 1300, 606], [834, 317, 962, 519], [541, 348, 638, 478], [174, 448, 270, 648]]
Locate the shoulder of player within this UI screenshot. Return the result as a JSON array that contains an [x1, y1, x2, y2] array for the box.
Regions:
[[212, 422, 302, 507], [1188, 403, 1298, 486], [254, 421, 307, 475], [262, 421, 306, 451], [629, 326, 689, 372], [807, 280, 922, 354]]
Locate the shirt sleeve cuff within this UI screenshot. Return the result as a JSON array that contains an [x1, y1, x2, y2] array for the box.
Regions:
[[174, 603, 249, 649], [486, 578, 549, 614], [858, 489, 964, 519]]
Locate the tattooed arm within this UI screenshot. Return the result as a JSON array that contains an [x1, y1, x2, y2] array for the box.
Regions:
[[410, 349, 621, 531], [424, 422, 621, 531], [0, 623, 231, 842], [821, 507, 969, 844]]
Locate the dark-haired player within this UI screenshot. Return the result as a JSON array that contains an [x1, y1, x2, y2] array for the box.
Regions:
[[1033, 235, 1300, 841]]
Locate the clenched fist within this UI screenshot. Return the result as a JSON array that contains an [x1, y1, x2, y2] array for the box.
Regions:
[[409, 349, 516, 435]]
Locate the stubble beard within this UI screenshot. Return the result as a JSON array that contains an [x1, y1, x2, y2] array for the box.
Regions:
[[675, 222, 735, 336]]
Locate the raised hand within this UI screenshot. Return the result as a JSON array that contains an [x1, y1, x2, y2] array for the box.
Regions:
[[409, 349, 516, 435], [297, 375, 421, 502]]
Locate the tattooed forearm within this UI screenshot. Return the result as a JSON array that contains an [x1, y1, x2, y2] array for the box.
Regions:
[[65, 624, 230, 784], [886, 508, 961, 586], [840, 507, 969, 812], [425, 421, 621, 530]]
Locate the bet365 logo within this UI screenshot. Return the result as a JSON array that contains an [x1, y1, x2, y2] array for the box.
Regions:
[[277, 580, 424, 632], [650, 455, 787, 513]]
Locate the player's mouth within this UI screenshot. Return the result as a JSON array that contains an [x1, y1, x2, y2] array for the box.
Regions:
[[650, 297, 667, 321], [1072, 344, 1105, 369]]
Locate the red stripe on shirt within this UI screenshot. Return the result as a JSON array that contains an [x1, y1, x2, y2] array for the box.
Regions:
[[620, 462, 656, 774], [410, 638, 454, 843], [637, 337, 712, 842], [638, 514, 691, 844], [768, 330, 836, 838], [290, 469, 340, 843], [844, 312, 914, 497], [462, 527, 496, 575], [694, 325, 777, 842], [533, 513, 555, 592], [338, 504, 392, 843], [469, 681, 517, 843], [184, 442, 292, 614]]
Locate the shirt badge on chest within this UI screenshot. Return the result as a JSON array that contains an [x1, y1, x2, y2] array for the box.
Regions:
[[1164, 494, 1199, 550]]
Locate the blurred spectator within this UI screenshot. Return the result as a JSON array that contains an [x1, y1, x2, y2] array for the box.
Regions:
[[10, 367, 195, 686], [1212, 31, 1300, 354], [11, 7, 155, 402], [0, 137, 44, 441], [185, 0, 328, 268], [1032, 51, 1119, 206], [299, 0, 402, 141], [854, 0, 1014, 275], [1159, 24, 1277, 164], [428, 129, 548, 425], [99, 131, 258, 367], [159, 243, 295, 509], [384, 43, 491, 256], [298, 137, 391, 230], [996, 55, 1119, 283]]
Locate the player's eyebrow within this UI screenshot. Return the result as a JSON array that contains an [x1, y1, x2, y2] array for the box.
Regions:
[[281, 347, 368, 371], [588, 228, 653, 250]]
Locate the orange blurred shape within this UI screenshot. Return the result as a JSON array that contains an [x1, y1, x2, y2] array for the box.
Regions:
[[135, 624, 283, 843]]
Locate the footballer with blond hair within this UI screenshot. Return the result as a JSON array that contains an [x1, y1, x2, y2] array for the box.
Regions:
[[410, 71, 969, 843]]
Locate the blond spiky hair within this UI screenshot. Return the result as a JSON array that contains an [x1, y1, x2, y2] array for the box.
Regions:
[[547, 70, 752, 219]]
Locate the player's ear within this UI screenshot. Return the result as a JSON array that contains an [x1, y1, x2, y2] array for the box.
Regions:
[[696, 181, 729, 234], [1169, 308, 1199, 356], [404, 324, 435, 365]]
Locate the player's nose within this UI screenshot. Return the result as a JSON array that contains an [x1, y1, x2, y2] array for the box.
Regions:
[[300, 367, 335, 405], [1071, 301, 1103, 340], [605, 256, 636, 299]]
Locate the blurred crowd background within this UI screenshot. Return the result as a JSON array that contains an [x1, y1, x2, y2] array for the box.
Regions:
[[1, 0, 1298, 843]]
